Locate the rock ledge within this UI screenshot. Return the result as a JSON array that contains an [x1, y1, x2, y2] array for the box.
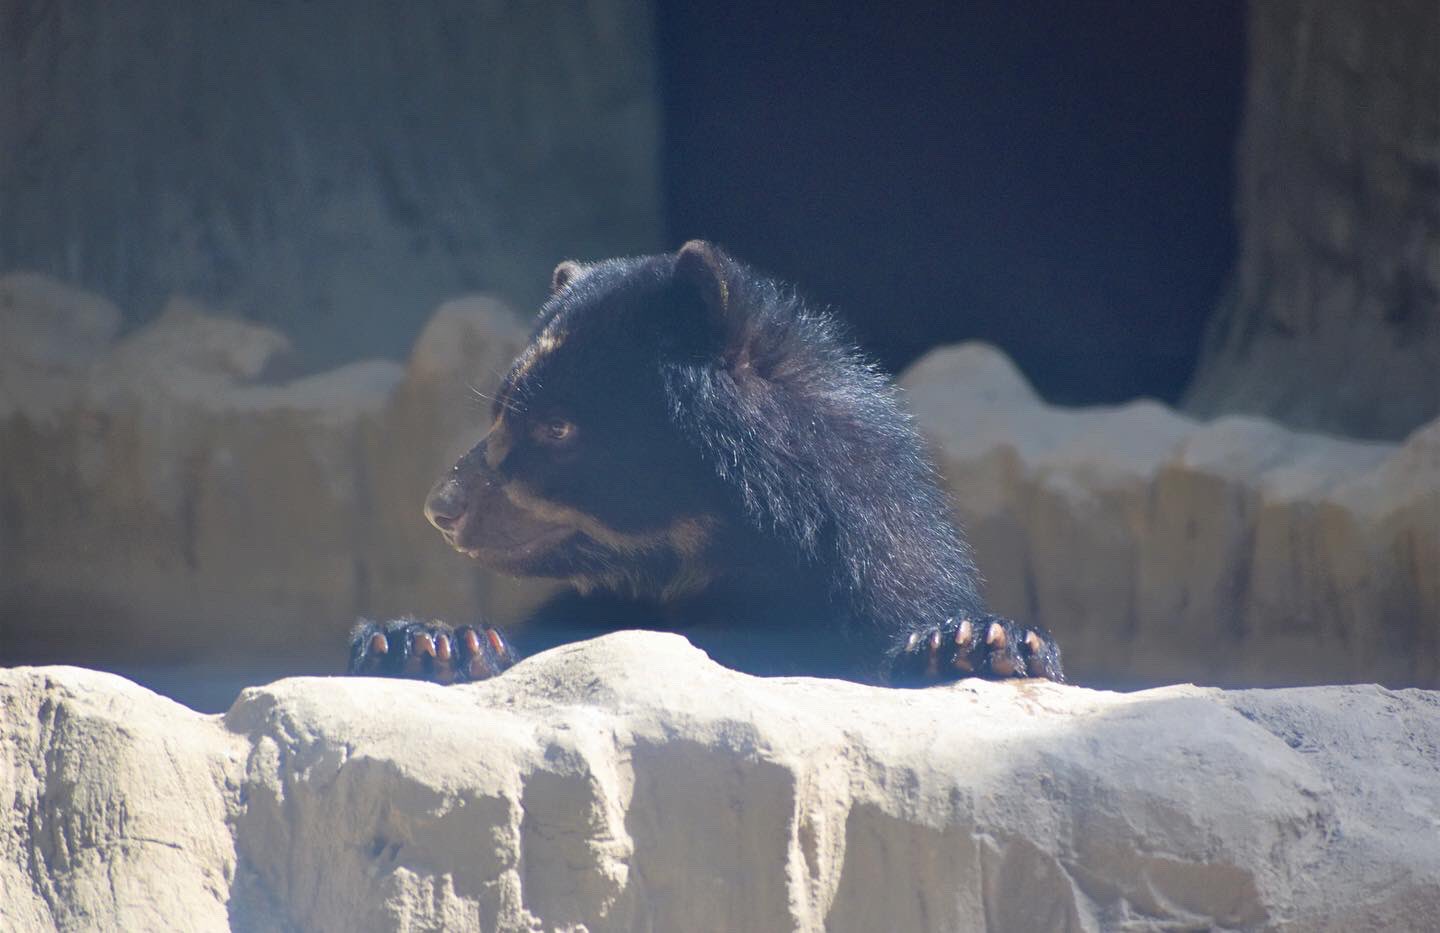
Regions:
[[3, 632, 1437, 932]]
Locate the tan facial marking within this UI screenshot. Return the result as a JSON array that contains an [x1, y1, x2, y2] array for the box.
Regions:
[[508, 327, 567, 384], [500, 481, 717, 593], [481, 323, 566, 422], [501, 481, 673, 554], [667, 516, 715, 557], [659, 563, 716, 602], [483, 417, 514, 469]]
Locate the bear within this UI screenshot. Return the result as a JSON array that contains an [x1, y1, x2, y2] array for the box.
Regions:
[[348, 241, 1063, 686]]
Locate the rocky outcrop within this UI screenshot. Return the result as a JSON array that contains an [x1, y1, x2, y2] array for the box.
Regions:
[[1185, 0, 1440, 439], [0, 275, 548, 695], [3, 278, 1436, 695], [902, 343, 1440, 688], [0, 1, 661, 368], [2, 635, 1437, 932]]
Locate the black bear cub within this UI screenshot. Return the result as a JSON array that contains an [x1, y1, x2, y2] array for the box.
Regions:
[[350, 241, 1062, 685]]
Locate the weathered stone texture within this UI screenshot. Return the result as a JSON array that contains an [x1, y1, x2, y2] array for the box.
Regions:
[[903, 343, 1439, 688], [3, 637, 1437, 931], [0, 275, 546, 682], [0, 0, 661, 367], [1186, 0, 1440, 439], [3, 280, 1436, 691]]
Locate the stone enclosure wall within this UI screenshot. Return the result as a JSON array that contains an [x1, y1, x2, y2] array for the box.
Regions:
[[3, 636, 1437, 931], [0, 276, 548, 691], [2, 0, 1436, 696], [0, 0, 661, 368], [1186, 0, 1440, 439], [2, 277, 1436, 695]]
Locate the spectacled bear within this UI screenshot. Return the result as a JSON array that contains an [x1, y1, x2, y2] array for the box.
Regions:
[[349, 241, 1063, 686]]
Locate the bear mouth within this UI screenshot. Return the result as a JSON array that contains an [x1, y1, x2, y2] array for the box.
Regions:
[[451, 521, 578, 572]]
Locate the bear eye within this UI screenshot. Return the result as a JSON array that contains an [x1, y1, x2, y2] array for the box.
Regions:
[[536, 418, 577, 445]]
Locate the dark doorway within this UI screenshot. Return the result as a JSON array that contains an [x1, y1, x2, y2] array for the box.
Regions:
[[658, 0, 1245, 405]]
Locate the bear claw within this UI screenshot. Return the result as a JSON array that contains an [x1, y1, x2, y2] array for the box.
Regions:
[[349, 617, 520, 684], [892, 613, 1064, 685]]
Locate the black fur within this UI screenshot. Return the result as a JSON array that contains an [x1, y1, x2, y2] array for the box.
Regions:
[[348, 243, 1062, 685]]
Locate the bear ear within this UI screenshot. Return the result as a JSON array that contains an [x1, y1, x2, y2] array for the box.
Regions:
[[550, 260, 587, 295], [674, 240, 730, 318]]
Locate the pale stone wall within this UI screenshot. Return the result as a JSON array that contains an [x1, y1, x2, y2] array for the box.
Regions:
[[3, 280, 1436, 691], [1186, 0, 1440, 439], [3, 637, 1437, 931], [904, 343, 1439, 689]]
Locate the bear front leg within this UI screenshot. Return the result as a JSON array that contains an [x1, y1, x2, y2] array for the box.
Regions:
[[348, 616, 520, 683], [890, 614, 1064, 685]]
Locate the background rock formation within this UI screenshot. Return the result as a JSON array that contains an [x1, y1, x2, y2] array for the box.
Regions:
[[904, 344, 1439, 689], [3, 281, 1437, 704], [1186, 0, 1440, 439], [0, 0, 661, 368], [3, 636, 1438, 931], [2, 0, 1436, 701], [0, 275, 549, 710]]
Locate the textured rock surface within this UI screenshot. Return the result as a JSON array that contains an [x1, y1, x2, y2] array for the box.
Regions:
[[4, 277, 1437, 695], [0, 274, 123, 421], [1185, 0, 1440, 439], [0, 277, 544, 691], [903, 343, 1440, 688], [0, 1, 661, 369], [0, 667, 243, 931], [3, 634, 1438, 932]]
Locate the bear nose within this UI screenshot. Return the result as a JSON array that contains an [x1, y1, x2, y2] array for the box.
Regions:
[[424, 483, 465, 532]]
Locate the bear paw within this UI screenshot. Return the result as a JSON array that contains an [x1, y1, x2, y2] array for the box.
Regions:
[[891, 614, 1064, 685], [348, 617, 520, 684]]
